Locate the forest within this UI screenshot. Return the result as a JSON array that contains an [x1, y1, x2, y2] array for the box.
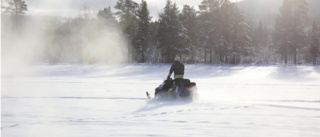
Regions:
[[2, 0, 320, 65]]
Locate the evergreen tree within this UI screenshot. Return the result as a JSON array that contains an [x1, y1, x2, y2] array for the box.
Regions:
[[198, 0, 222, 63], [230, 3, 251, 64], [172, 3, 192, 60], [2, 0, 28, 30], [292, 0, 308, 64], [274, 0, 308, 64], [97, 6, 117, 25], [180, 5, 197, 62], [158, 0, 191, 63], [158, 0, 172, 62], [310, 20, 320, 65], [251, 21, 274, 63], [274, 0, 291, 64], [115, 0, 139, 62], [149, 21, 160, 63], [198, 0, 249, 64], [79, 4, 95, 20], [219, 0, 234, 64], [2, 0, 27, 15], [133, 0, 151, 62]]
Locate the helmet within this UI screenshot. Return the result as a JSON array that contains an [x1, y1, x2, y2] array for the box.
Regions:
[[174, 56, 180, 62]]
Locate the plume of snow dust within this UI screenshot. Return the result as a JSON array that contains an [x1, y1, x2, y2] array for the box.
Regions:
[[2, 17, 46, 76], [1, 15, 128, 77], [77, 20, 127, 65]]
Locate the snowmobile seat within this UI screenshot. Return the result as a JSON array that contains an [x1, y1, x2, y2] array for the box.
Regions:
[[162, 79, 174, 91], [180, 79, 191, 87]]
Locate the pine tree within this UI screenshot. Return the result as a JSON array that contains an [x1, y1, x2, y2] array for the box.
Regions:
[[149, 21, 160, 63], [230, 3, 251, 64], [115, 0, 139, 62], [310, 20, 320, 65], [196, 11, 210, 63], [2, 0, 27, 15], [251, 21, 274, 64], [274, 0, 308, 64], [292, 0, 308, 64], [158, 0, 172, 62], [198, 0, 222, 63], [220, 0, 234, 64], [180, 5, 197, 63], [97, 6, 117, 25], [198, 0, 249, 64], [79, 4, 95, 20], [133, 0, 151, 63], [158, 0, 191, 63], [275, 0, 291, 64], [171, 3, 192, 60], [2, 0, 28, 30]]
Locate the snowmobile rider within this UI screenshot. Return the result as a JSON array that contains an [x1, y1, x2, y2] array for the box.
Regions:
[[167, 56, 185, 86]]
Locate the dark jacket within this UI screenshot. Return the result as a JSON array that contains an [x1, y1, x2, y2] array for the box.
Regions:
[[168, 61, 184, 79]]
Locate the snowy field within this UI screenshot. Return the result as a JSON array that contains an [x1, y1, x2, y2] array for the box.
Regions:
[[2, 64, 320, 137]]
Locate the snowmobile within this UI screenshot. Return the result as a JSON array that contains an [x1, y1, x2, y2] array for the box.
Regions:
[[150, 78, 198, 100]]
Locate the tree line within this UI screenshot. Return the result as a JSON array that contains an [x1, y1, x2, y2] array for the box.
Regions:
[[2, 0, 320, 65]]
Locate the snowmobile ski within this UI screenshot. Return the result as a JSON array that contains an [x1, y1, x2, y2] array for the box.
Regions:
[[146, 92, 151, 99]]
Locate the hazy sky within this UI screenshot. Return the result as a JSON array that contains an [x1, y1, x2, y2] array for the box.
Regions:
[[25, 0, 241, 19]]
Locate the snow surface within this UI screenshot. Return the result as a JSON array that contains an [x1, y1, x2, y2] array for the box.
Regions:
[[2, 64, 320, 137]]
